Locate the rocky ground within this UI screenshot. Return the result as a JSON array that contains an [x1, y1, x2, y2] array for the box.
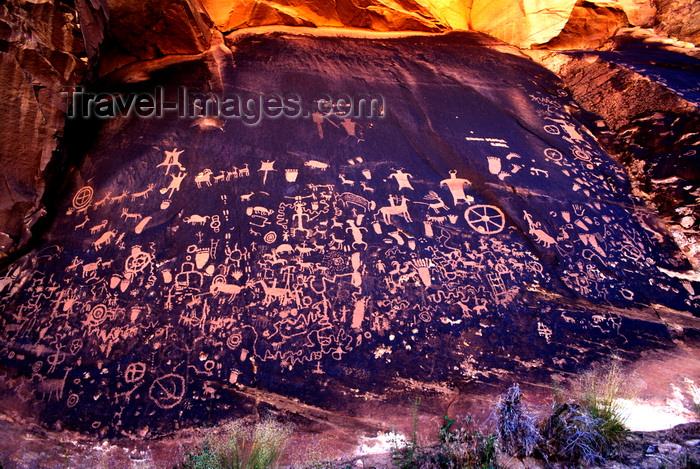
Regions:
[[0, 409, 698, 468]]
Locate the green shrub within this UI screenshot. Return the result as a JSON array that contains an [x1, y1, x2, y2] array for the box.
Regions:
[[181, 419, 291, 469], [391, 410, 499, 469], [575, 361, 629, 444], [391, 398, 421, 469], [426, 416, 498, 469]]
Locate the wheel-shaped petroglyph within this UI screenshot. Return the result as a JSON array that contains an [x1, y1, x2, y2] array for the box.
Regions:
[[72, 186, 94, 211], [465, 205, 506, 234], [544, 148, 563, 162], [149, 374, 185, 409], [124, 362, 147, 383]]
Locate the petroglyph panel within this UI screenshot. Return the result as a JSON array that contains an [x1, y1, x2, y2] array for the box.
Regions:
[[0, 31, 696, 437]]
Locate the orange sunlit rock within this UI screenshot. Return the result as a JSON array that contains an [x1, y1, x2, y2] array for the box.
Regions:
[[199, 0, 462, 32], [544, 1, 628, 49], [470, 0, 578, 47]]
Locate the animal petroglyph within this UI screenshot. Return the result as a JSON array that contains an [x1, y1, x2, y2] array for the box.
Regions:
[[379, 196, 412, 224], [194, 169, 213, 188]]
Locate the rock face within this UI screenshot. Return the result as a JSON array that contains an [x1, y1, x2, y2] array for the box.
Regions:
[[470, 0, 578, 48], [0, 0, 667, 264], [201, 0, 451, 33], [542, 0, 628, 50], [97, 0, 211, 76], [529, 28, 700, 269], [0, 29, 697, 438], [655, 0, 700, 44], [0, 0, 87, 260]]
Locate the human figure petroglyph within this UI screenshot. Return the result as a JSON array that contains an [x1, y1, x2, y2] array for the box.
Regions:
[[52, 288, 80, 315], [440, 170, 472, 205], [340, 118, 360, 139], [379, 195, 412, 225], [346, 220, 368, 250], [388, 169, 414, 191], [311, 112, 328, 139], [157, 148, 186, 175], [160, 171, 187, 198], [258, 160, 276, 185]]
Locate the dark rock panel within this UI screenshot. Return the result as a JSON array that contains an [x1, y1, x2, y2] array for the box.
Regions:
[[0, 30, 697, 438]]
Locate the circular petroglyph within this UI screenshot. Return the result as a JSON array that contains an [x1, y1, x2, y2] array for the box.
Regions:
[[87, 304, 109, 326], [149, 374, 185, 409], [465, 205, 505, 235], [72, 186, 94, 211], [124, 362, 147, 383]]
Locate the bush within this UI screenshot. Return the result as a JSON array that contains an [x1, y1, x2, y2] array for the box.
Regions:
[[391, 398, 421, 469], [181, 419, 292, 469], [574, 361, 629, 444], [496, 384, 540, 458], [539, 402, 608, 465], [391, 412, 498, 469], [427, 416, 498, 469]]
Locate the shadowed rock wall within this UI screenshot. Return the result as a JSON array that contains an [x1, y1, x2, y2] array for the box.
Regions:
[[0, 0, 87, 260]]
